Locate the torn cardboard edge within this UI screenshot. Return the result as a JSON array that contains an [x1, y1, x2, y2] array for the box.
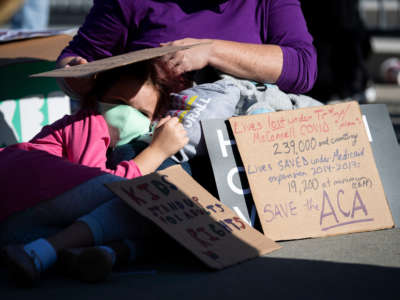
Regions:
[[30, 43, 204, 78]]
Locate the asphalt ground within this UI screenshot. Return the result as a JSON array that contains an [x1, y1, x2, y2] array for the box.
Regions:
[[0, 228, 399, 300]]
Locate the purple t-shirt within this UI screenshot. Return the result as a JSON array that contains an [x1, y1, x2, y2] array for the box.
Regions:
[[59, 0, 317, 93]]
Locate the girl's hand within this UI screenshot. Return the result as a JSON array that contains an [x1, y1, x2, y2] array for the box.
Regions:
[[160, 38, 214, 76], [150, 116, 189, 158], [132, 116, 188, 175]]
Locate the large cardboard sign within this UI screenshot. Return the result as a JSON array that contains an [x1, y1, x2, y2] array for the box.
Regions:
[[31, 44, 202, 78], [230, 102, 394, 241], [201, 118, 258, 227], [106, 165, 280, 269]]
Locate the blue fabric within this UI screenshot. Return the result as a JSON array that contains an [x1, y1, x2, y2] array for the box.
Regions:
[[11, 0, 50, 30], [0, 173, 121, 246], [78, 197, 160, 245], [24, 238, 57, 272], [78, 215, 106, 246]]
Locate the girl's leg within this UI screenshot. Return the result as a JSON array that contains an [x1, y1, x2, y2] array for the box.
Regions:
[[0, 173, 124, 246], [1, 175, 162, 285], [0, 173, 125, 286], [46, 197, 161, 251]]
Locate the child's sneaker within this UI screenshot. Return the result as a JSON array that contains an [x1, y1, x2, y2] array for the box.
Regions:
[[58, 247, 114, 283], [1, 244, 40, 287]]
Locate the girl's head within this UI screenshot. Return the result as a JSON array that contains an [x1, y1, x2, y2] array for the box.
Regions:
[[83, 59, 192, 121], [82, 59, 191, 147]]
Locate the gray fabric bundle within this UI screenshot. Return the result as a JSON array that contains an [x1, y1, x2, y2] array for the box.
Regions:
[[220, 74, 323, 115], [168, 78, 241, 162], [166, 75, 323, 162]]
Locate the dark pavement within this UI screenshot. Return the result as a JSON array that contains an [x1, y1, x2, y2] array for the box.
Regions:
[[1, 228, 399, 300]]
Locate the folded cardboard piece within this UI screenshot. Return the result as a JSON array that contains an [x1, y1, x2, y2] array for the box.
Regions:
[[229, 102, 394, 241], [31, 44, 203, 78], [0, 34, 72, 66], [107, 165, 280, 270]]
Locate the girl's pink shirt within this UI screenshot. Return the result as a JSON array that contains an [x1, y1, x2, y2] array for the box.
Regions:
[[0, 110, 142, 222]]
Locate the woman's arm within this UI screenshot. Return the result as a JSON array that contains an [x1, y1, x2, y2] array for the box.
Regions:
[[161, 39, 283, 86], [161, 0, 317, 94], [56, 0, 131, 98]]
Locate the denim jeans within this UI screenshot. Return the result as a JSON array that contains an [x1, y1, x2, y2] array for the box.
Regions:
[[0, 142, 188, 246], [0, 173, 162, 246], [11, 0, 50, 30]]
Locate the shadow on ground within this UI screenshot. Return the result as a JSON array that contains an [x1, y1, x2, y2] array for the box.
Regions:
[[1, 242, 399, 300]]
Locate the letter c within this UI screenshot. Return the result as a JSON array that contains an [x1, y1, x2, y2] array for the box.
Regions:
[[337, 189, 350, 217]]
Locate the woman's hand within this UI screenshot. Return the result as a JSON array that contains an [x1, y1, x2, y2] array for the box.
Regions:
[[160, 38, 214, 76], [57, 56, 96, 98], [60, 56, 88, 68]]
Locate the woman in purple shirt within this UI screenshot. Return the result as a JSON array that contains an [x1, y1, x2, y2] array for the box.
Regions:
[[58, 0, 317, 98], [0, 0, 317, 286]]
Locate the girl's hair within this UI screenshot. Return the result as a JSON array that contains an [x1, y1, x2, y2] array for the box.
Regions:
[[82, 59, 192, 117]]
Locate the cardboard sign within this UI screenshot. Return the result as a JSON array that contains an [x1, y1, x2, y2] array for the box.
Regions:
[[201, 118, 258, 227], [230, 102, 394, 241], [106, 165, 280, 269], [31, 44, 202, 78]]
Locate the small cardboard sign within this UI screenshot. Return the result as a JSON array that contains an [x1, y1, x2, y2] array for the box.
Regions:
[[230, 102, 394, 241], [30, 44, 201, 78], [106, 165, 280, 269]]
